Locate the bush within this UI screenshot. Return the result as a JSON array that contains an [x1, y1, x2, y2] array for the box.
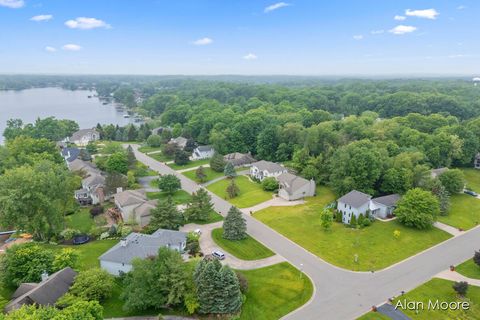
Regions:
[[362, 219, 372, 227], [61, 228, 81, 241], [146, 134, 162, 147], [473, 250, 480, 267], [235, 271, 249, 294], [89, 205, 104, 217], [453, 281, 468, 296], [69, 268, 115, 302], [335, 210, 343, 223], [261, 177, 279, 191], [350, 214, 357, 227], [89, 226, 108, 239], [210, 152, 226, 172], [396, 188, 439, 229]]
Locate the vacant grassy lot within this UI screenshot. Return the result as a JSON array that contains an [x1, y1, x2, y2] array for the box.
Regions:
[[462, 168, 480, 193], [147, 190, 191, 204], [392, 278, 480, 319], [168, 159, 210, 170], [183, 166, 224, 183], [239, 262, 313, 320], [438, 194, 480, 230], [207, 175, 273, 208], [457, 258, 480, 279], [254, 186, 451, 271], [211, 228, 274, 260]]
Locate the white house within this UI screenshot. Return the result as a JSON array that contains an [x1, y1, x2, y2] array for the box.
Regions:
[[191, 145, 215, 160], [69, 128, 100, 147], [250, 160, 288, 181], [99, 229, 187, 276], [337, 190, 401, 224], [277, 172, 316, 201]]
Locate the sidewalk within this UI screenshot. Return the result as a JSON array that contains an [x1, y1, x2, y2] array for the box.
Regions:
[[433, 221, 464, 237], [436, 269, 480, 286]]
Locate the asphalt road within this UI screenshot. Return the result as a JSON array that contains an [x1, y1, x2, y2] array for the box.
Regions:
[[129, 145, 480, 320]]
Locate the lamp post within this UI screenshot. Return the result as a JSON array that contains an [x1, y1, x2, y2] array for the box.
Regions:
[[299, 263, 304, 278]]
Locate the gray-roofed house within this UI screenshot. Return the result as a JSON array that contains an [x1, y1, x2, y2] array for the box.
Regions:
[[250, 160, 288, 181], [61, 147, 80, 163], [370, 194, 401, 219], [69, 128, 100, 147], [67, 159, 100, 177], [192, 145, 215, 160], [76, 173, 106, 205], [99, 229, 187, 275], [114, 189, 157, 227], [224, 152, 257, 168], [4, 267, 77, 313], [277, 172, 316, 201], [168, 137, 188, 150]]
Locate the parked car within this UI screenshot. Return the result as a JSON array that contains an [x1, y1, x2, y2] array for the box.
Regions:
[[72, 235, 90, 245], [212, 250, 226, 260], [464, 190, 478, 197]]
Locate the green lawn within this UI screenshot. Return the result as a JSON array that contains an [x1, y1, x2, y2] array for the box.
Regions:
[[392, 278, 480, 319], [207, 175, 273, 208], [438, 194, 480, 230], [457, 258, 480, 279], [65, 208, 95, 233], [190, 210, 224, 225], [147, 190, 191, 204], [357, 312, 391, 320], [168, 159, 210, 170], [149, 152, 173, 163], [183, 167, 224, 183], [138, 146, 163, 154], [461, 168, 480, 193], [254, 186, 451, 271], [132, 162, 157, 177], [239, 262, 313, 320], [211, 228, 274, 260]]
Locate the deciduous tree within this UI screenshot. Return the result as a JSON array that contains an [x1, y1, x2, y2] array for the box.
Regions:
[[396, 188, 440, 229]]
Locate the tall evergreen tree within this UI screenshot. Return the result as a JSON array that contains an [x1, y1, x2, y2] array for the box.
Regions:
[[196, 260, 222, 314], [126, 145, 137, 169], [220, 266, 243, 314], [226, 179, 240, 199], [223, 162, 236, 179], [210, 152, 226, 172], [195, 166, 207, 183], [223, 207, 247, 240], [184, 189, 214, 222], [150, 196, 183, 230]]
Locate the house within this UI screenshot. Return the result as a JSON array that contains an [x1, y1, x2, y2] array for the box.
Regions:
[[99, 229, 187, 275], [337, 190, 401, 224], [224, 152, 256, 167], [475, 153, 480, 169], [69, 128, 100, 147], [168, 137, 188, 150], [61, 147, 80, 163], [431, 167, 448, 179], [75, 173, 106, 205], [151, 126, 172, 135], [114, 189, 157, 227], [68, 159, 101, 177], [250, 160, 288, 181], [277, 172, 316, 201], [192, 145, 215, 160], [4, 267, 77, 313]]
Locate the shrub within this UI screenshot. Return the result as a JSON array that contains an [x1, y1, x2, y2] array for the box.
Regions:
[[335, 211, 343, 223], [453, 281, 468, 296], [89, 205, 104, 217], [261, 177, 279, 191], [61, 228, 80, 241], [350, 214, 357, 227], [357, 214, 365, 226], [473, 250, 480, 267], [362, 219, 372, 227], [146, 134, 162, 147], [393, 230, 401, 239], [69, 268, 115, 302], [235, 271, 249, 294]]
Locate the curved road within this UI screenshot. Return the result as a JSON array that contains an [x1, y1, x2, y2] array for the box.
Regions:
[[129, 145, 480, 320]]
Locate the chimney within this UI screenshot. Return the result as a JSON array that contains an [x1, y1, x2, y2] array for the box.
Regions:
[[116, 187, 123, 194], [120, 238, 128, 247], [41, 271, 49, 282]]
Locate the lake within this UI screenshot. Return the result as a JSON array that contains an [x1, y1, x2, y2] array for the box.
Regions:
[[0, 87, 133, 144]]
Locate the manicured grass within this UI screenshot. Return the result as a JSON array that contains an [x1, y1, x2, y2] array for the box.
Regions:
[[149, 152, 173, 163], [207, 175, 273, 208], [211, 228, 274, 260], [239, 262, 313, 320], [147, 190, 191, 204], [461, 168, 480, 193], [65, 208, 95, 233], [190, 210, 224, 225], [438, 194, 480, 230], [183, 167, 224, 183], [254, 186, 451, 271], [357, 312, 391, 320], [392, 278, 480, 319], [138, 146, 163, 154], [457, 258, 480, 280], [132, 162, 157, 177], [168, 159, 210, 170]]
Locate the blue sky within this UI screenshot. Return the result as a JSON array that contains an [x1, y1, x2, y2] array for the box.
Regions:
[[0, 0, 479, 75]]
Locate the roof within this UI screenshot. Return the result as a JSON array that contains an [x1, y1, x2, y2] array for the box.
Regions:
[[277, 172, 312, 195], [99, 230, 187, 264], [83, 173, 105, 188], [114, 189, 147, 207], [372, 194, 401, 207], [5, 267, 77, 312], [195, 145, 214, 153], [169, 137, 188, 148], [61, 147, 80, 162], [431, 167, 448, 178], [11, 283, 38, 300], [252, 160, 286, 173], [224, 153, 256, 166], [68, 159, 100, 175], [70, 128, 98, 141], [337, 190, 372, 208], [134, 200, 158, 218]]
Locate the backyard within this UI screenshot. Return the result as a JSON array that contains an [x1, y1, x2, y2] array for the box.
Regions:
[[254, 186, 451, 271], [462, 168, 480, 193], [211, 228, 274, 260], [456, 258, 480, 279], [207, 175, 273, 208], [438, 194, 480, 230]]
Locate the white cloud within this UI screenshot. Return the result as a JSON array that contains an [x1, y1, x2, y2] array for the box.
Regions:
[[243, 53, 258, 60], [65, 17, 111, 30], [353, 35, 364, 40], [370, 30, 384, 35], [264, 2, 290, 13], [389, 25, 417, 35], [62, 44, 82, 51], [0, 0, 24, 8], [192, 37, 213, 45], [45, 46, 56, 52], [30, 14, 53, 22], [405, 8, 439, 20], [457, 5, 466, 10], [394, 15, 406, 21]]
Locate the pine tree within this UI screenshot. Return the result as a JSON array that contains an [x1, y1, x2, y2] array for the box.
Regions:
[[474, 250, 480, 267], [224, 162, 236, 179], [126, 145, 137, 168], [185, 189, 213, 222], [210, 152, 226, 172], [220, 266, 243, 314], [350, 214, 357, 227], [150, 196, 183, 230], [185, 139, 197, 153], [226, 179, 240, 199], [195, 166, 207, 183], [223, 207, 247, 240], [196, 260, 222, 314]]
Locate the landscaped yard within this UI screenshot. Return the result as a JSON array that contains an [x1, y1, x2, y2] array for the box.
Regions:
[[207, 175, 273, 208], [438, 194, 480, 230], [147, 190, 191, 204], [191, 210, 224, 225], [168, 158, 210, 170], [211, 228, 274, 260], [457, 258, 480, 279], [392, 278, 480, 319], [65, 208, 96, 233], [254, 186, 452, 271], [461, 168, 480, 193], [183, 167, 224, 183], [138, 145, 163, 154], [239, 262, 313, 320], [149, 152, 173, 163]]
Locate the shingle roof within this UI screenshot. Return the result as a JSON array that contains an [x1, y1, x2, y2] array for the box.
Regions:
[[337, 190, 372, 208], [277, 172, 311, 195], [61, 147, 80, 162], [252, 160, 286, 173], [114, 189, 147, 207], [196, 145, 213, 152], [134, 200, 158, 218], [372, 194, 401, 207], [99, 230, 187, 264], [70, 128, 98, 141], [83, 173, 105, 188], [224, 153, 256, 166], [68, 159, 100, 175]]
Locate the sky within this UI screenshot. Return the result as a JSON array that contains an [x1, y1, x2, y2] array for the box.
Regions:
[[0, 0, 479, 75]]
